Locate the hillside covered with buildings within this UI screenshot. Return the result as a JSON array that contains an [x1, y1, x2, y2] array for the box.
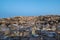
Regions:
[[0, 15, 60, 40]]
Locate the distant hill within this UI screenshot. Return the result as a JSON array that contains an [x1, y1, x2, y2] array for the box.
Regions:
[[0, 15, 60, 26]]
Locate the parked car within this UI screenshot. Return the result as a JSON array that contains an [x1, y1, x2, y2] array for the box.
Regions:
[[41, 30, 57, 40]]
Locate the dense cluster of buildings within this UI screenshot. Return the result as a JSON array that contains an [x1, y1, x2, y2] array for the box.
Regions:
[[0, 15, 60, 40]]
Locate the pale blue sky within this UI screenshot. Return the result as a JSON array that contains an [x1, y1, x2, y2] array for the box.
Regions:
[[0, 0, 60, 18]]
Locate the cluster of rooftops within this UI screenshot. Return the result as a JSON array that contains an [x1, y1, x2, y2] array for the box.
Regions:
[[0, 15, 60, 38]]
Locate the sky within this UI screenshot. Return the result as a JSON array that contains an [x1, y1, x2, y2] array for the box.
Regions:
[[0, 0, 60, 18]]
